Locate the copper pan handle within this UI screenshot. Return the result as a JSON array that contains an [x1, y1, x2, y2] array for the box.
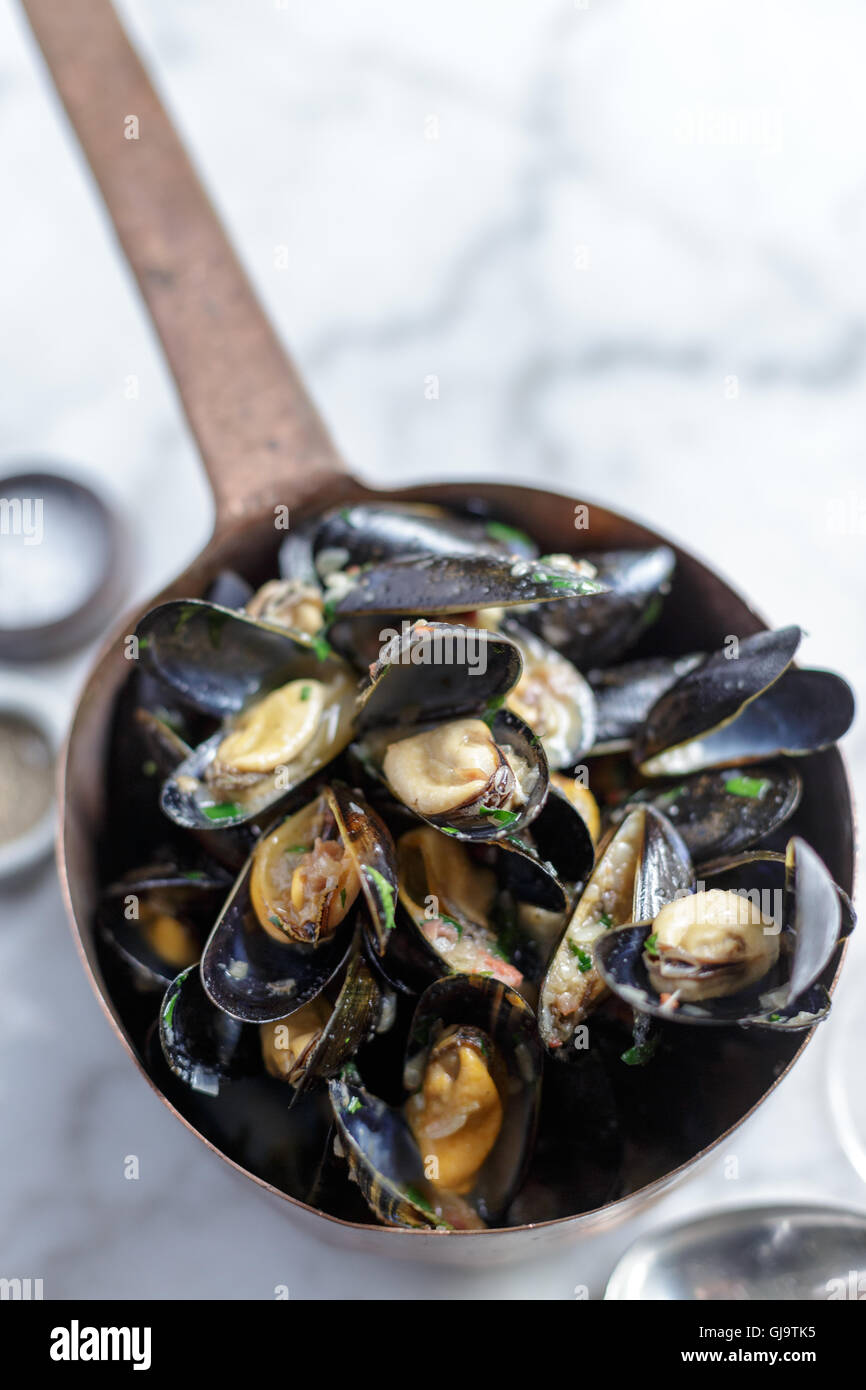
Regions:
[[19, 0, 346, 532]]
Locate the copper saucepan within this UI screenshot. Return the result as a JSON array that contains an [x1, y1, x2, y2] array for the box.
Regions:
[[22, 0, 855, 1265]]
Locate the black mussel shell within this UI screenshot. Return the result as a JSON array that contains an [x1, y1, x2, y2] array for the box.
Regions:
[[136, 600, 339, 718], [635, 628, 855, 776], [357, 621, 523, 730], [539, 805, 693, 1057], [403, 975, 543, 1224], [328, 1070, 484, 1230], [522, 546, 675, 669], [199, 829, 357, 1024], [360, 705, 549, 844], [159, 966, 259, 1095], [594, 837, 850, 1029], [607, 763, 803, 863], [98, 862, 231, 991], [590, 653, 703, 753], [325, 783, 399, 957], [331, 554, 605, 618], [298, 945, 393, 1092], [313, 502, 538, 571]]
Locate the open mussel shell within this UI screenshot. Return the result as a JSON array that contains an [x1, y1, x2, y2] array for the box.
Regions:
[[539, 805, 693, 1057], [264, 932, 394, 1102], [313, 501, 538, 572], [607, 763, 803, 864], [497, 783, 596, 907], [199, 814, 358, 1024], [594, 837, 851, 1030], [522, 545, 675, 670], [391, 826, 554, 994], [159, 965, 259, 1096], [590, 653, 703, 754], [322, 783, 398, 956], [98, 862, 231, 991], [495, 617, 597, 768], [159, 663, 357, 832], [634, 627, 855, 776], [328, 1070, 484, 1230], [402, 975, 543, 1225], [137, 600, 342, 718], [361, 706, 549, 844], [356, 620, 523, 731], [331, 553, 606, 618]]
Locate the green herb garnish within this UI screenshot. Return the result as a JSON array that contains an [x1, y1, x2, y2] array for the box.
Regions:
[[346, 1095, 362, 1115], [364, 866, 396, 932], [202, 802, 241, 822], [621, 1035, 660, 1067], [485, 520, 533, 549], [481, 694, 505, 728], [568, 941, 593, 972], [724, 775, 770, 799], [478, 806, 520, 827], [644, 933, 660, 959], [300, 685, 311, 701], [311, 634, 334, 661], [599, 911, 613, 929]]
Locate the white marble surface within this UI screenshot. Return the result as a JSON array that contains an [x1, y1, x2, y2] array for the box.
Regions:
[[1, 0, 864, 1298]]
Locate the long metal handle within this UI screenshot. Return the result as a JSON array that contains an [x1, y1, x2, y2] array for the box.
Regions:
[[20, 0, 346, 529]]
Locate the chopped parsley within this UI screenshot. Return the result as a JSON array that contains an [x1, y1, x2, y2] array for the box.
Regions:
[[346, 1095, 362, 1115], [568, 941, 593, 972], [300, 685, 312, 701], [311, 634, 334, 662], [163, 990, 178, 1031], [364, 866, 396, 932], [481, 694, 505, 728], [621, 1035, 660, 1067], [724, 775, 770, 799], [485, 520, 533, 549], [479, 805, 520, 827], [202, 802, 241, 822], [599, 911, 613, 929], [644, 933, 660, 959]]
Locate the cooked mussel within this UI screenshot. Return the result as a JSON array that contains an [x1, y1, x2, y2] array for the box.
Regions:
[[402, 976, 542, 1223], [142, 604, 357, 831], [328, 1070, 485, 1230], [355, 622, 549, 842], [260, 934, 393, 1095], [329, 975, 542, 1228], [99, 861, 231, 991], [199, 786, 397, 1022], [395, 827, 526, 991], [539, 805, 693, 1055], [594, 836, 853, 1029]]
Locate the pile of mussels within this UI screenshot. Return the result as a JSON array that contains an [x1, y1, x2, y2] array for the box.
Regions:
[[98, 502, 856, 1230]]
